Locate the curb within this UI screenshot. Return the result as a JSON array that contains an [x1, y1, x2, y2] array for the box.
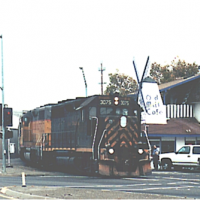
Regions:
[[0, 186, 54, 199]]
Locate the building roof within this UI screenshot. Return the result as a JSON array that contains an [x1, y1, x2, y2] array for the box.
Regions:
[[158, 73, 200, 92], [142, 118, 200, 137]]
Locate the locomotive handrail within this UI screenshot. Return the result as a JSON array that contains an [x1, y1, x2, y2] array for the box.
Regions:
[[97, 129, 107, 160], [91, 117, 98, 160], [143, 130, 151, 159]]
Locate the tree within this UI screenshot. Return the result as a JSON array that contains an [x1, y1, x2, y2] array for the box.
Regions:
[[160, 65, 175, 83], [150, 57, 199, 84], [150, 62, 162, 84], [171, 58, 199, 78], [104, 70, 137, 97]]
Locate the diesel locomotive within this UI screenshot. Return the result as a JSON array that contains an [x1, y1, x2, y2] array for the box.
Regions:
[[19, 94, 152, 176]]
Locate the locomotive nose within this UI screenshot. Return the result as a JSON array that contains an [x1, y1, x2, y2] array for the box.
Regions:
[[120, 141, 127, 147], [119, 141, 129, 158]]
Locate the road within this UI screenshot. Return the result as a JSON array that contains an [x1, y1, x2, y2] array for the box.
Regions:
[[1, 169, 200, 199]]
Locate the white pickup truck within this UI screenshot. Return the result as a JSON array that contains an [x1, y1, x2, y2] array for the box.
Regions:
[[159, 145, 200, 170]]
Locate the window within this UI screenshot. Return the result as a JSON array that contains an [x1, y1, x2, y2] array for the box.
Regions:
[[23, 117, 29, 127], [100, 107, 106, 115], [133, 110, 138, 116], [161, 141, 175, 153], [178, 146, 190, 154], [116, 108, 121, 115], [89, 107, 96, 119], [161, 137, 175, 153], [82, 109, 85, 121], [100, 107, 113, 115], [107, 108, 113, 114], [193, 147, 200, 154], [100, 107, 129, 116], [197, 138, 200, 145], [185, 137, 195, 145], [39, 110, 45, 120], [116, 108, 129, 115], [122, 109, 128, 116]]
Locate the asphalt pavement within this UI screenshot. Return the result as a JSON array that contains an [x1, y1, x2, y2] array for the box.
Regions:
[[0, 158, 185, 199]]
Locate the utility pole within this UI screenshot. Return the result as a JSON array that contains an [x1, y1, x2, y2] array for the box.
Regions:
[[79, 67, 87, 97], [98, 63, 106, 95], [0, 35, 6, 173]]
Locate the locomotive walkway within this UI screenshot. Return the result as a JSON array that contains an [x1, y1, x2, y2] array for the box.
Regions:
[[0, 158, 183, 199]]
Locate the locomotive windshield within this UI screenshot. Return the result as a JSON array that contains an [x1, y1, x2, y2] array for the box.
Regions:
[[99, 96, 139, 117], [100, 107, 113, 115], [100, 106, 138, 117]]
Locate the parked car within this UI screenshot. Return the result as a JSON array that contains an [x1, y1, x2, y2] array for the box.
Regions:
[[159, 145, 200, 170]]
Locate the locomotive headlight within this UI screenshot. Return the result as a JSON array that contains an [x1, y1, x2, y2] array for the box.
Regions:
[[114, 97, 119, 105], [120, 116, 127, 128], [138, 149, 144, 154], [108, 148, 115, 155]]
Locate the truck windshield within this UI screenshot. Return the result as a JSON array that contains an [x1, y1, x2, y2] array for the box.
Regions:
[[177, 146, 190, 154]]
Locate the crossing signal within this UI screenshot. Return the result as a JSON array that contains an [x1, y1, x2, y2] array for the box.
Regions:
[[4, 108, 13, 126], [0, 105, 13, 126], [0, 129, 13, 139]]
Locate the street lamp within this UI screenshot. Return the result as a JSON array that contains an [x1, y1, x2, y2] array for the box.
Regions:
[[0, 35, 6, 173], [79, 67, 87, 97]]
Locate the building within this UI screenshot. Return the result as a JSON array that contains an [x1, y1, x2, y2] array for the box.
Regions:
[[144, 74, 200, 153]]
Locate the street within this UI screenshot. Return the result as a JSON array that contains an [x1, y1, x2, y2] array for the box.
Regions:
[[1, 169, 200, 199]]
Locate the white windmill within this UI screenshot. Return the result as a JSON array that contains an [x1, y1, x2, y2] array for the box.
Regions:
[[133, 56, 166, 124]]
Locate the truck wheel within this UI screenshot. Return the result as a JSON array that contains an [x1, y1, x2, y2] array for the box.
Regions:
[[161, 159, 172, 171]]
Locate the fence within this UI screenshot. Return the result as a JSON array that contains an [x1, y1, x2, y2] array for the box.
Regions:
[[166, 104, 193, 119]]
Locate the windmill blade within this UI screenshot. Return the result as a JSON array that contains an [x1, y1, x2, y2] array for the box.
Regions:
[[137, 56, 150, 100], [132, 58, 141, 101], [132, 57, 149, 114], [139, 56, 150, 114], [143, 56, 151, 79], [133, 56, 150, 114], [140, 56, 150, 83], [132, 59, 140, 84]]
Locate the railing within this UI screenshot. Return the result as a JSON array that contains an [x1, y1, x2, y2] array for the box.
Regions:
[[166, 104, 193, 119]]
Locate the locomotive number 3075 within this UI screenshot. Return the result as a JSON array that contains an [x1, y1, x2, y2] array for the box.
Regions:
[[100, 100, 112, 105], [100, 100, 129, 106], [121, 100, 129, 106]]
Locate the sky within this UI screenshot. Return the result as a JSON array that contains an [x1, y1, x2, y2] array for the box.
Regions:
[[0, 0, 200, 126]]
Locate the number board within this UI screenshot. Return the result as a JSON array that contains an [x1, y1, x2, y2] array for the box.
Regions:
[[99, 99, 130, 106]]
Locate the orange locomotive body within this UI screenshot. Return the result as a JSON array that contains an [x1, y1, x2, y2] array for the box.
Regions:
[[19, 94, 151, 176]]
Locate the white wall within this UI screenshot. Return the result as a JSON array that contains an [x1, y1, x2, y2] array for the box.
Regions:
[[176, 137, 185, 151], [12, 115, 20, 129], [193, 103, 200, 123]]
